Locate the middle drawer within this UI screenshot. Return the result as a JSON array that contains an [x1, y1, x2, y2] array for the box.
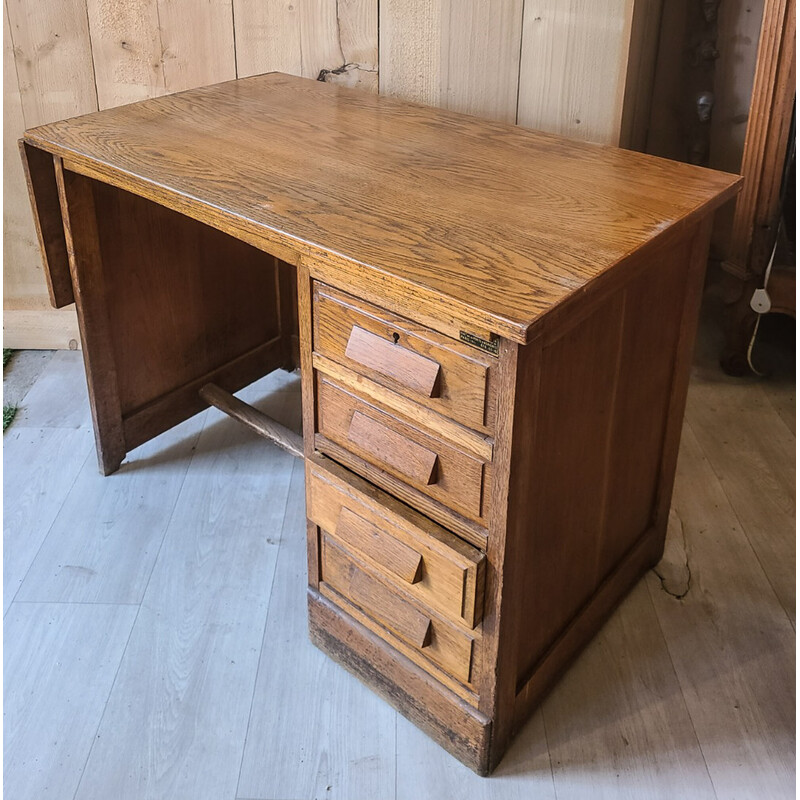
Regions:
[[316, 375, 491, 525]]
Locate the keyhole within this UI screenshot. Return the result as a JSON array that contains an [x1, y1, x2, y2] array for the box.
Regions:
[[392, 332, 400, 344]]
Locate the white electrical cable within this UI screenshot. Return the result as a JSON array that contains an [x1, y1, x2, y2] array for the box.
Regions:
[[745, 223, 782, 376]]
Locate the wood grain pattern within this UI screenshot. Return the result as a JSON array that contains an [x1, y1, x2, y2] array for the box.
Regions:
[[19, 145, 73, 307], [724, 0, 795, 278], [2, 426, 93, 614], [307, 456, 486, 627], [310, 589, 492, 772], [323, 534, 434, 650], [346, 326, 441, 398], [55, 164, 127, 475], [648, 423, 795, 798], [347, 410, 439, 487], [74, 403, 295, 800], [2, 307, 79, 349], [85, 0, 166, 109], [618, 0, 664, 151], [541, 581, 718, 799], [317, 376, 489, 522], [517, 0, 635, 144], [234, 0, 378, 91], [53, 168, 294, 468], [156, 0, 235, 93], [17, 74, 741, 776], [395, 706, 555, 799], [237, 461, 398, 800], [380, 0, 524, 124], [199, 382, 304, 458], [686, 379, 795, 624], [312, 353, 493, 460], [336, 506, 425, 584], [16, 414, 205, 605], [23, 73, 741, 344], [89, 179, 283, 418], [314, 282, 494, 431], [13, 349, 91, 429], [5, 0, 98, 126], [3, 602, 138, 800], [3, 5, 46, 307], [320, 537, 476, 688]]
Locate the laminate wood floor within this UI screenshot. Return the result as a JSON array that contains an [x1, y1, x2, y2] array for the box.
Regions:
[[3, 307, 795, 800]]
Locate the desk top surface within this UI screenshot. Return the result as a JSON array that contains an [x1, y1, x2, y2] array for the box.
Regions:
[[25, 73, 741, 343]]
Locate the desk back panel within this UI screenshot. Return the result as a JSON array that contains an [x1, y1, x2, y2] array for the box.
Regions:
[[91, 181, 281, 416]]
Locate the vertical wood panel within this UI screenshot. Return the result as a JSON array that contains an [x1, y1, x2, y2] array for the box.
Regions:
[[379, 0, 441, 107], [710, 0, 766, 174], [3, 1, 45, 305], [619, 0, 664, 150], [85, 0, 166, 109], [380, 0, 524, 123], [5, 0, 97, 342], [517, 0, 635, 143], [5, 0, 98, 126], [234, 0, 377, 91], [156, 0, 235, 92], [233, 0, 302, 77]]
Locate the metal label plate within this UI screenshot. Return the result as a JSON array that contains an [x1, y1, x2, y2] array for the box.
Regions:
[[459, 330, 499, 355]]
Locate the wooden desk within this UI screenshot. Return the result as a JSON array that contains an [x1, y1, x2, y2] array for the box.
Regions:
[[21, 73, 741, 775]]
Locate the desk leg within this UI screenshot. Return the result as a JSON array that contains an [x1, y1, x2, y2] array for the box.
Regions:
[[55, 162, 127, 475]]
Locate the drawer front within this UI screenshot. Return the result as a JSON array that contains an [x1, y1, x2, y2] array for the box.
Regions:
[[316, 376, 489, 523], [313, 283, 495, 433], [320, 533, 475, 685], [307, 457, 486, 627]]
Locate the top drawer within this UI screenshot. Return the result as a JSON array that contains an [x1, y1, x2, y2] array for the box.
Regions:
[[313, 284, 497, 433]]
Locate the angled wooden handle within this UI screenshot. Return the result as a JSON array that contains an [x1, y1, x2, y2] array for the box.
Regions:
[[345, 326, 441, 397], [336, 507, 424, 584], [350, 569, 432, 648], [347, 411, 438, 486]]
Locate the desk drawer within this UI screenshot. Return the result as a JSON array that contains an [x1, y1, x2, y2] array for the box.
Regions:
[[320, 533, 475, 685], [307, 457, 486, 627], [313, 284, 496, 433], [316, 376, 489, 524]]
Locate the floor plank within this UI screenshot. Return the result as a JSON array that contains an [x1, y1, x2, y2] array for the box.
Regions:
[[16, 413, 206, 605], [686, 379, 795, 625], [541, 581, 716, 800], [73, 404, 296, 800], [762, 379, 796, 436], [237, 461, 397, 800], [397, 706, 555, 800], [647, 423, 795, 800], [3, 602, 138, 800], [3, 425, 94, 614]]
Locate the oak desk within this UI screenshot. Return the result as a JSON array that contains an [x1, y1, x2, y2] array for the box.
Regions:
[[21, 73, 741, 775]]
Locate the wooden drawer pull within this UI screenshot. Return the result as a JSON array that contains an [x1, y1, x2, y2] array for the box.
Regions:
[[350, 567, 433, 648], [336, 507, 424, 584], [347, 411, 439, 486], [345, 326, 441, 397]]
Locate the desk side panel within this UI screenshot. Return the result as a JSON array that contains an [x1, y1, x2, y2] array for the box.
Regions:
[[499, 219, 710, 758]]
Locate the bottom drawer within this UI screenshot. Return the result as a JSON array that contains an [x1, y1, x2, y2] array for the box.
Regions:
[[320, 533, 475, 685]]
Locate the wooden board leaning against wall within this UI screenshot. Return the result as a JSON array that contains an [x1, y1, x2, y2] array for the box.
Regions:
[[4, 0, 665, 349]]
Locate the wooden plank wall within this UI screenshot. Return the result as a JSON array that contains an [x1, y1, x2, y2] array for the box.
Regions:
[[645, 0, 766, 257], [4, 0, 655, 348]]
